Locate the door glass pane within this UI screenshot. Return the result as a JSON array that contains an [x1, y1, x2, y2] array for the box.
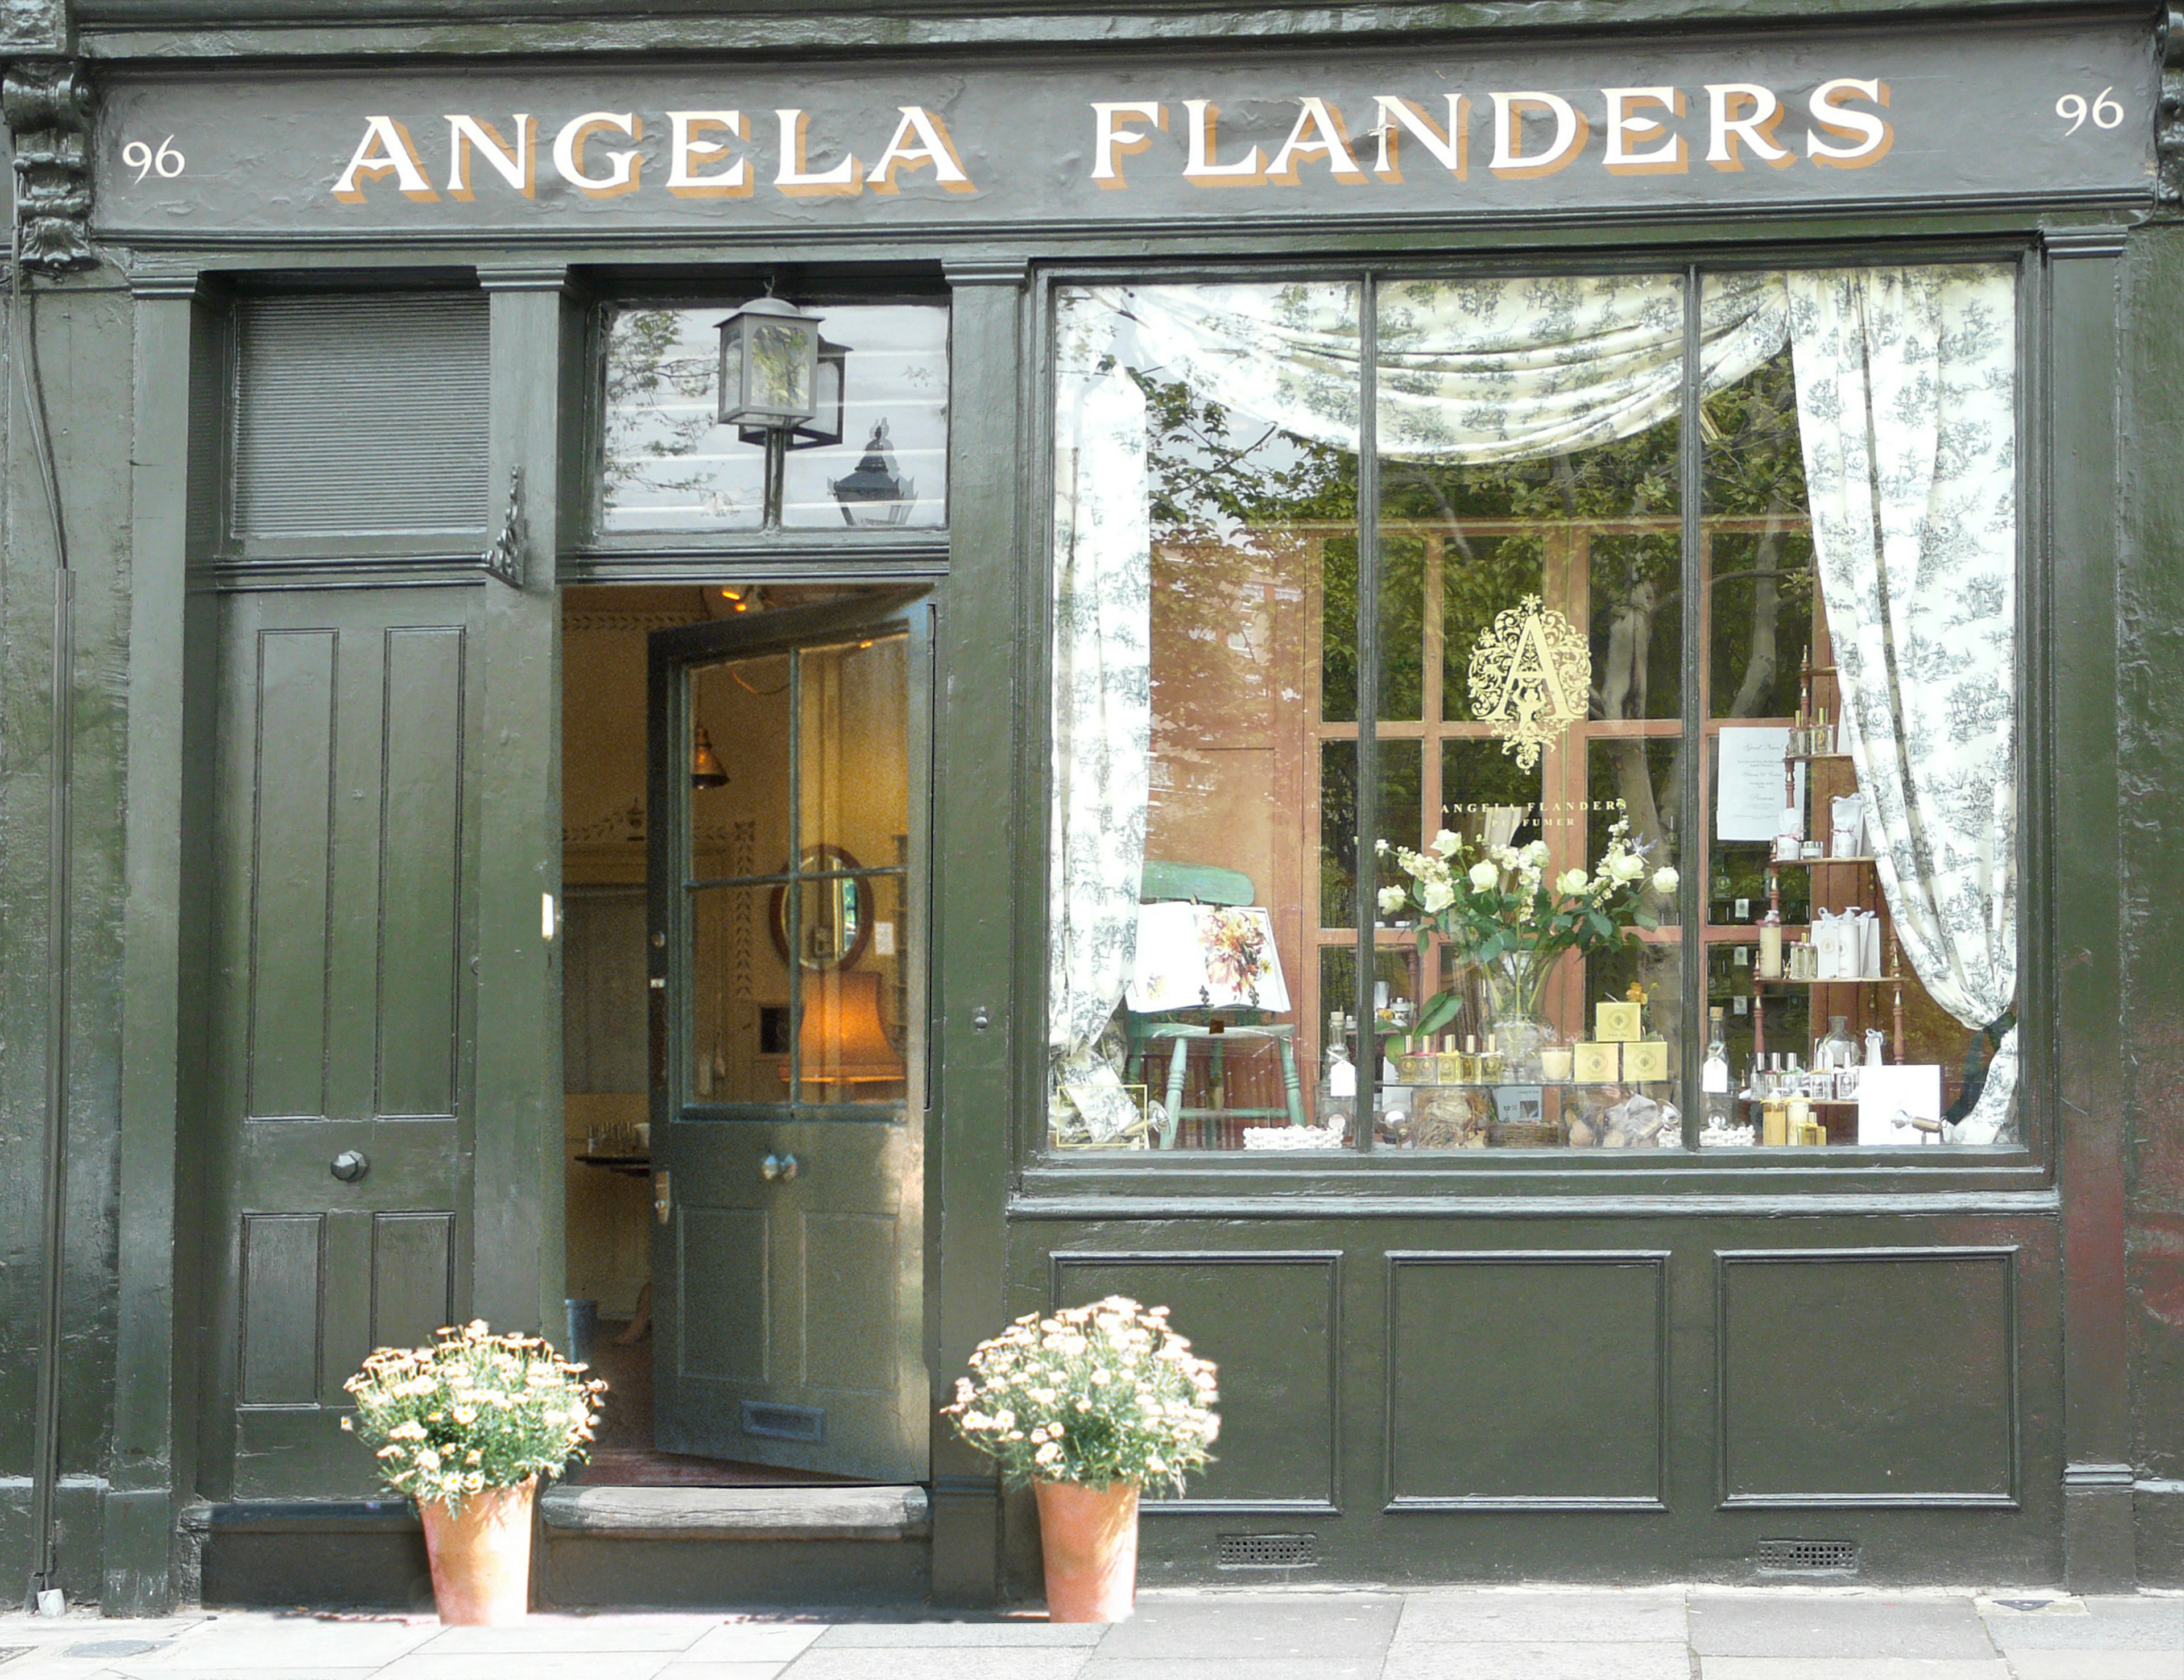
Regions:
[[797, 634, 909, 861], [689, 651, 789, 879], [601, 302, 948, 533], [799, 884, 908, 1104], [686, 884, 782, 1105]]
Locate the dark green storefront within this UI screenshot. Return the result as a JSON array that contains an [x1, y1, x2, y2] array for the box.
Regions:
[[3, 0, 2183, 1617]]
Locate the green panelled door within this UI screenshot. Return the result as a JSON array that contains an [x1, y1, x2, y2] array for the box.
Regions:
[[647, 595, 932, 1482], [199, 587, 486, 1497]]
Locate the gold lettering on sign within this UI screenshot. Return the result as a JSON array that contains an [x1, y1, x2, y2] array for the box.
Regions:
[[334, 115, 439, 202], [1265, 97, 1364, 185], [775, 109, 863, 196], [1706, 83, 1794, 170], [1181, 99, 1265, 186], [869, 106, 976, 194], [1090, 100, 1165, 188], [1602, 88, 1687, 175], [665, 110, 751, 197], [553, 111, 643, 196], [1371, 95, 1468, 183], [1490, 92, 1589, 177], [1807, 78, 1892, 167], [1469, 595, 1591, 770]]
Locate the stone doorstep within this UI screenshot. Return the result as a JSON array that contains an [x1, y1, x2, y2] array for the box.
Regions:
[[538, 1483, 930, 1543]]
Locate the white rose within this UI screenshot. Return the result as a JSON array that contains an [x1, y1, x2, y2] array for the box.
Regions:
[[1556, 868, 1590, 895], [1610, 851, 1645, 883], [1429, 829, 1462, 858], [1467, 861, 1499, 892], [1521, 839, 1550, 867], [1377, 885, 1409, 915], [1420, 881, 1456, 913], [1651, 866, 1680, 895]]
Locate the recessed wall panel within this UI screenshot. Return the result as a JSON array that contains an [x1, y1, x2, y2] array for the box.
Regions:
[[1387, 1251, 1666, 1508], [1052, 1252, 1338, 1511], [1719, 1247, 2017, 1507]]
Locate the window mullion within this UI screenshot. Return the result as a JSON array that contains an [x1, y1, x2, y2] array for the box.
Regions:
[[1678, 266, 1706, 1149], [1355, 271, 1380, 1155]]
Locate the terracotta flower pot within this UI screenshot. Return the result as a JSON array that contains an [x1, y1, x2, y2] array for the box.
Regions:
[[1033, 1478, 1140, 1623], [417, 1479, 536, 1624]]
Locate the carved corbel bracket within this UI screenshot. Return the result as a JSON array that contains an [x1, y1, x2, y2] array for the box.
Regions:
[[483, 464, 529, 589], [2160, 7, 2184, 212], [3, 61, 94, 271]]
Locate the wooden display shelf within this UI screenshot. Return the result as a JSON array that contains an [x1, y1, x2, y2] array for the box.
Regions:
[[1752, 973, 1887, 986], [1771, 854, 1880, 866]]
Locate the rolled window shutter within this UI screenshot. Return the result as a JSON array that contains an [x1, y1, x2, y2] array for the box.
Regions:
[[233, 293, 490, 540]]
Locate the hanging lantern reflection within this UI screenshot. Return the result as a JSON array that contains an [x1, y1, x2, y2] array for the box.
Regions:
[[828, 420, 917, 528]]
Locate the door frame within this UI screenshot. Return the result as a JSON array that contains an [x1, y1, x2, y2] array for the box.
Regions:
[[643, 586, 937, 1475]]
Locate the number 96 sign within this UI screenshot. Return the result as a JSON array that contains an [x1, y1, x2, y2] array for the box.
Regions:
[[2055, 88, 2125, 135], [121, 136, 185, 181]]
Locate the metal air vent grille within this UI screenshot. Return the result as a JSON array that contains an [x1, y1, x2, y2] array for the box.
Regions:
[[1757, 1538, 1859, 1575], [1218, 1532, 1318, 1570]]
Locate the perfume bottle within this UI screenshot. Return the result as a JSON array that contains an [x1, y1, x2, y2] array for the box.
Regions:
[[1702, 1007, 1733, 1132], [1478, 1032, 1506, 1085], [1758, 903, 1784, 979]]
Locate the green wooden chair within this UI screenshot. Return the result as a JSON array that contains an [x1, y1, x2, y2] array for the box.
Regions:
[[1126, 861, 1306, 1149]]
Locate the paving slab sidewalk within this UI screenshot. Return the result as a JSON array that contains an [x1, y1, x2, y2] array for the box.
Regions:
[[0, 1588, 2175, 1680]]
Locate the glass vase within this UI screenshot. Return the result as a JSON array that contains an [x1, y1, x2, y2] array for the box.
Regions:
[[1480, 947, 1560, 1082]]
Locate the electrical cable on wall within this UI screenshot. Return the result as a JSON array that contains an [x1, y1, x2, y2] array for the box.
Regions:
[[13, 172, 78, 1618]]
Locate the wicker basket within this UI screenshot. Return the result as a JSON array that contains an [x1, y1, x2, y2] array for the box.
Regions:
[[1488, 1118, 1565, 1149]]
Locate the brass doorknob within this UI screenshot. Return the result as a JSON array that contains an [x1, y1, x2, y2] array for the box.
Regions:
[[761, 1152, 799, 1183], [330, 1150, 369, 1183]]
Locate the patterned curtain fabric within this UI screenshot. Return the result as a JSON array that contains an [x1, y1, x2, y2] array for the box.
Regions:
[[1784, 266, 2019, 1144], [1048, 295, 1155, 1141]]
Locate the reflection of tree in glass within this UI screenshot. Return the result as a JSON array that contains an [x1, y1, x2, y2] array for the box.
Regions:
[[750, 323, 811, 409], [603, 307, 723, 503], [1704, 351, 1814, 722]]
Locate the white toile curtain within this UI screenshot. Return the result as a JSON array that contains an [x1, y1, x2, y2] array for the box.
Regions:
[[1781, 266, 2020, 1144], [1049, 266, 2021, 1144]]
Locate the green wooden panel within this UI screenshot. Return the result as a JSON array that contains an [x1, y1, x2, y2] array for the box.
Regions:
[[801, 1212, 896, 1395], [677, 1206, 771, 1385], [1141, 861, 1254, 905], [376, 626, 466, 1117], [1052, 1253, 1337, 1509], [372, 1212, 456, 1351], [238, 1214, 321, 1406], [246, 630, 337, 1120], [1720, 1248, 2016, 1504], [1387, 1252, 1665, 1507]]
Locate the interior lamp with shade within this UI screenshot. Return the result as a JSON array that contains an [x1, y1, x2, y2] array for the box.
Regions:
[[792, 970, 904, 1091]]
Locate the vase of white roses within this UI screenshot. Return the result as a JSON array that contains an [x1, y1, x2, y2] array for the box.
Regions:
[[1378, 819, 1677, 1078], [943, 1297, 1218, 1623], [343, 1321, 605, 1624]]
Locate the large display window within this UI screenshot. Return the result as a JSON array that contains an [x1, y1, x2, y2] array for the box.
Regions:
[[1047, 266, 2020, 1155]]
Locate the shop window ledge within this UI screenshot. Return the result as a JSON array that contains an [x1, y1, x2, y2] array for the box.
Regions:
[[538, 1483, 928, 1542]]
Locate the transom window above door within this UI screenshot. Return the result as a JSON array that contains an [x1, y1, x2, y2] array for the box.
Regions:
[[598, 299, 950, 534]]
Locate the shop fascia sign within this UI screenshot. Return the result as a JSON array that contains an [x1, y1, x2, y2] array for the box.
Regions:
[[326, 81, 1898, 205], [93, 22, 2154, 235]]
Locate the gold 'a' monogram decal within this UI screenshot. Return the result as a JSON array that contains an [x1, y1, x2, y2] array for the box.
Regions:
[[1468, 595, 1590, 771]]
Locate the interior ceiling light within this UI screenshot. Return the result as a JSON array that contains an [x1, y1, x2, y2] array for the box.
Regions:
[[691, 725, 730, 789]]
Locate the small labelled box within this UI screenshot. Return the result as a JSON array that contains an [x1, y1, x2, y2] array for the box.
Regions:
[[1573, 1041, 1621, 1084], [1622, 1039, 1669, 1082], [1594, 1002, 1642, 1044]]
